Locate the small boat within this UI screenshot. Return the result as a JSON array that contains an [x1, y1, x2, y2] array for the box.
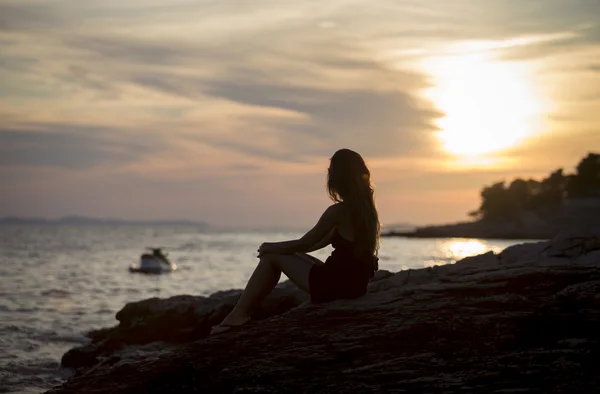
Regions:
[[129, 248, 177, 274]]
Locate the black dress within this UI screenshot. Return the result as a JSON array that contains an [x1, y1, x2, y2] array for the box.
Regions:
[[308, 228, 377, 304]]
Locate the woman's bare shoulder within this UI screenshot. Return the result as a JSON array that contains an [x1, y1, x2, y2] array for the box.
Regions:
[[317, 203, 343, 224], [326, 202, 345, 215]]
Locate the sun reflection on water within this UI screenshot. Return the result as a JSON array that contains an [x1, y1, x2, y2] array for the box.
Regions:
[[423, 238, 503, 267]]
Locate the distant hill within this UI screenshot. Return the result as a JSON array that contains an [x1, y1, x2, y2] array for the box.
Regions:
[[0, 215, 211, 227], [382, 222, 416, 232]]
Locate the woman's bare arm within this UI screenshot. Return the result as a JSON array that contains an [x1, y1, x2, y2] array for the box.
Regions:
[[304, 228, 334, 253], [259, 204, 341, 255]]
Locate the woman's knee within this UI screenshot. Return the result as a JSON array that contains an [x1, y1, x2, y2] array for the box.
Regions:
[[259, 253, 284, 269]]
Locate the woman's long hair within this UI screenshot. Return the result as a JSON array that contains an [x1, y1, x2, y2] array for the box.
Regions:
[[327, 149, 380, 266]]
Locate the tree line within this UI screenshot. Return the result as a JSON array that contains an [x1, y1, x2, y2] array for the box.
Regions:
[[470, 153, 600, 220]]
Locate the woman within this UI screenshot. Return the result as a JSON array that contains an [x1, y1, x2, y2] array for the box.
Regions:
[[211, 148, 380, 334]]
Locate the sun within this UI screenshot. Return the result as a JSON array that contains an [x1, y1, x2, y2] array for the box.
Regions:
[[422, 52, 545, 157]]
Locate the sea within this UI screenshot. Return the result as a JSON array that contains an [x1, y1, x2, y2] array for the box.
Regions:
[[0, 224, 532, 393]]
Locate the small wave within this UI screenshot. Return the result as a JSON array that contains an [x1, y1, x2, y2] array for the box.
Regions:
[[1, 358, 61, 374], [40, 289, 72, 298], [0, 357, 74, 394], [0, 325, 23, 333], [14, 307, 40, 313], [177, 242, 201, 250], [45, 333, 90, 345], [0, 325, 90, 345]]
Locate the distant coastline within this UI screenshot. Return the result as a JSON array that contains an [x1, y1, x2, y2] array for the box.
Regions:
[[380, 222, 550, 241], [381, 197, 600, 241], [383, 152, 600, 241], [0, 215, 211, 227]]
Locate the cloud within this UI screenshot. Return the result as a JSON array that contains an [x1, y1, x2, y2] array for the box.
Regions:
[[588, 64, 600, 72], [496, 27, 600, 61], [198, 79, 440, 160], [0, 2, 67, 32], [0, 126, 160, 169], [502, 129, 600, 169], [64, 36, 203, 67]]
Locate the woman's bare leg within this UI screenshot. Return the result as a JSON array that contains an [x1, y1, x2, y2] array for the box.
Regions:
[[212, 253, 322, 330]]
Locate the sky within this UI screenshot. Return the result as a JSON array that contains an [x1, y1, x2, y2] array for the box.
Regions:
[[1, 0, 599, 228]]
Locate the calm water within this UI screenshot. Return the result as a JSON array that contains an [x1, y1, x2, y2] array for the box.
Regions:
[[0, 225, 528, 393]]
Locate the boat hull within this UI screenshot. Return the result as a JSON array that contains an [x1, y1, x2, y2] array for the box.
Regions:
[[129, 257, 176, 274]]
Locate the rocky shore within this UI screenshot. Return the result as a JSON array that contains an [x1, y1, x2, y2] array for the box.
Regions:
[[383, 199, 600, 240], [382, 219, 555, 240], [48, 228, 600, 393]]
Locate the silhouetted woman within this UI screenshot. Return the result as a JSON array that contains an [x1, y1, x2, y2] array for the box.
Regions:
[[211, 149, 380, 334]]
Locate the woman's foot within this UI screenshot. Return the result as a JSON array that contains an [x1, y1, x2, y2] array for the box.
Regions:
[[210, 315, 250, 335]]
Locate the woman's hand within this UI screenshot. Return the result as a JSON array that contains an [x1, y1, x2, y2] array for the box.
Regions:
[[257, 242, 275, 258]]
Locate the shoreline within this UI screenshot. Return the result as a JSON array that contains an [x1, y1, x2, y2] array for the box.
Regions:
[[386, 198, 600, 242], [381, 230, 550, 241]]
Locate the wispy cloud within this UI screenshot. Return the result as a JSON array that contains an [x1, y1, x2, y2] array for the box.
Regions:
[[0, 126, 161, 169]]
